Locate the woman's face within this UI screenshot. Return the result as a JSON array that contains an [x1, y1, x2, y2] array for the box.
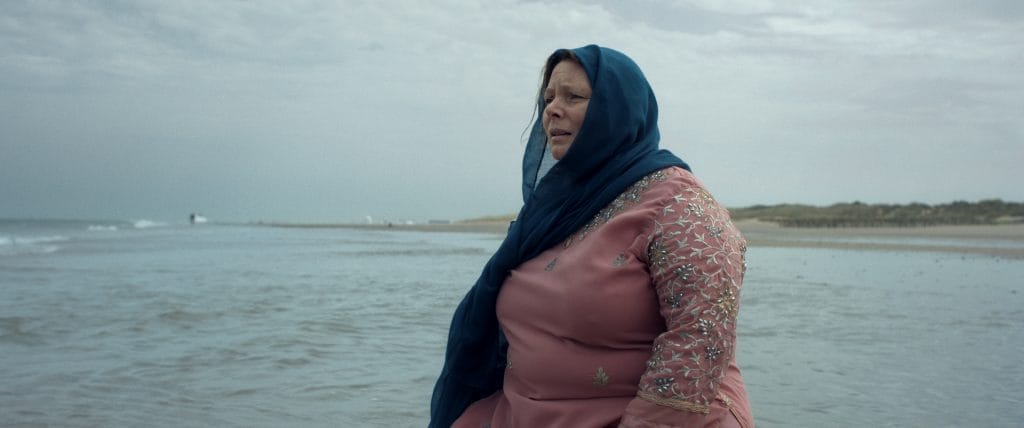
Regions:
[[542, 60, 591, 160]]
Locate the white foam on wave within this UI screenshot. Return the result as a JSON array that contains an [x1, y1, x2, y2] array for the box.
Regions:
[[0, 235, 68, 256], [12, 235, 70, 245], [133, 220, 167, 229], [88, 225, 119, 231]]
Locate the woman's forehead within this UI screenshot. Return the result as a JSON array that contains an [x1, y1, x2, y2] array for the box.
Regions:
[[545, 63, 591, 89]]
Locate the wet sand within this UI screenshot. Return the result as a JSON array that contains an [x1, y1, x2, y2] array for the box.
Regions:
[[268, 220, 1024, 259], [734, 220, 1024, 259]]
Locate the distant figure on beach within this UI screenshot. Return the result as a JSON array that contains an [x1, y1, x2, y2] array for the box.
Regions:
[[431, 45, 752, 427]]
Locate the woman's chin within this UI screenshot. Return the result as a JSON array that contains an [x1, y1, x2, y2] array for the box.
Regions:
[[549, 143, 571, 160]]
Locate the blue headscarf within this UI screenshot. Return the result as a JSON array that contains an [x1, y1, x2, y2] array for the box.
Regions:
[[429, 45, 690, 427]]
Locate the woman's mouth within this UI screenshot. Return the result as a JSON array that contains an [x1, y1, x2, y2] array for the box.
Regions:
[[549, 128, 572, 142]]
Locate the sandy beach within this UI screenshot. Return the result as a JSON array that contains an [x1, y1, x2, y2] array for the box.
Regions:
[[268, 220, 1024, 259], [734, 220, 1024, 259]]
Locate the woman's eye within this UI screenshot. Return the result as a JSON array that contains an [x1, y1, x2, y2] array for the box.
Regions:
[[543, 97, 554, 104]]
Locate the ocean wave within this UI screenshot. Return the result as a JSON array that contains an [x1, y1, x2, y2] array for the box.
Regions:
[[0, 235, 67, 256], [0, 235, 70, 246], [88, 225, 119, 232], [332, 247, 491, 257], [133, 220, 167, 229], [0, 316, 46, 346]]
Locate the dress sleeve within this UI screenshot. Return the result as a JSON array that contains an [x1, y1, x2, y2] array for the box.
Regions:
[[620, 185, 747, 427]]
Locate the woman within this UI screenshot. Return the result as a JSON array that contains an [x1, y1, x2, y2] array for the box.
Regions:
[[431, 45, 753, 428]]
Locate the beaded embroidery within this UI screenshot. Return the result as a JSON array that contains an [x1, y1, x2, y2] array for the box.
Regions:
[[638, 185, 747, 414], [563, 170, 668, 248], [592, 367, 610, 386]]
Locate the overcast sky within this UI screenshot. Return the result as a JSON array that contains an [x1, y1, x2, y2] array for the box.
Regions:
[[2, 0, 1021, 223]]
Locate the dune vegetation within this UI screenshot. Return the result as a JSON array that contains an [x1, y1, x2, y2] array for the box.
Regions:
[[728, 199, 1024, 227]]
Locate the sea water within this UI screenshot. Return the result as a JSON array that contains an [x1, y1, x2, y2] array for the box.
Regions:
[[1, 219, 1022, 427]]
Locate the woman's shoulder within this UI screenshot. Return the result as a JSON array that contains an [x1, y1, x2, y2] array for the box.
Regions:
[[657, 165, 703, 187], [562, 166, 732, 250], [561, 166, 691, 248], [640, 166, 743, 241], [598, 166, 714, 219], [638, 166, 711, 203]]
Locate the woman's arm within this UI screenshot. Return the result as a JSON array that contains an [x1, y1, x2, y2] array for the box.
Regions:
[[621, 185, 747, 427]]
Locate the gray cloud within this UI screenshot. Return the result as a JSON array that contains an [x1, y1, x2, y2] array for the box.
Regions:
[[1, 0, 1021, 222]]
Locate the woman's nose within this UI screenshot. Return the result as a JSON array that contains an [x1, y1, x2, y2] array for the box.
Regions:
[[545, 100, 563, 118]]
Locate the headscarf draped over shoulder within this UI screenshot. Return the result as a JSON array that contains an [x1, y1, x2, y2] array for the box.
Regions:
[[429, 44, 689, 427]]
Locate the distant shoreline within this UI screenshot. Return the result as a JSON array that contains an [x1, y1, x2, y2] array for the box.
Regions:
[[735, 220, 1024, 259], [265, 221, 512, 235], [264, 220, 1024, 259]]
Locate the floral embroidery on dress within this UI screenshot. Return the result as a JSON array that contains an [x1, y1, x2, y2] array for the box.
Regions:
[[638, 185, 747, 415], [563, 170, 668, 248], [592, 366, 610, 386]]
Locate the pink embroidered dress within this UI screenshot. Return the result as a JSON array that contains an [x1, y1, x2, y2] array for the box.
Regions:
[[454, 167, 753, 428]]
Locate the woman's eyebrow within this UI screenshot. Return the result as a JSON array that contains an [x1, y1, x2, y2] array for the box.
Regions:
[[546, 83, 585, 92]]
